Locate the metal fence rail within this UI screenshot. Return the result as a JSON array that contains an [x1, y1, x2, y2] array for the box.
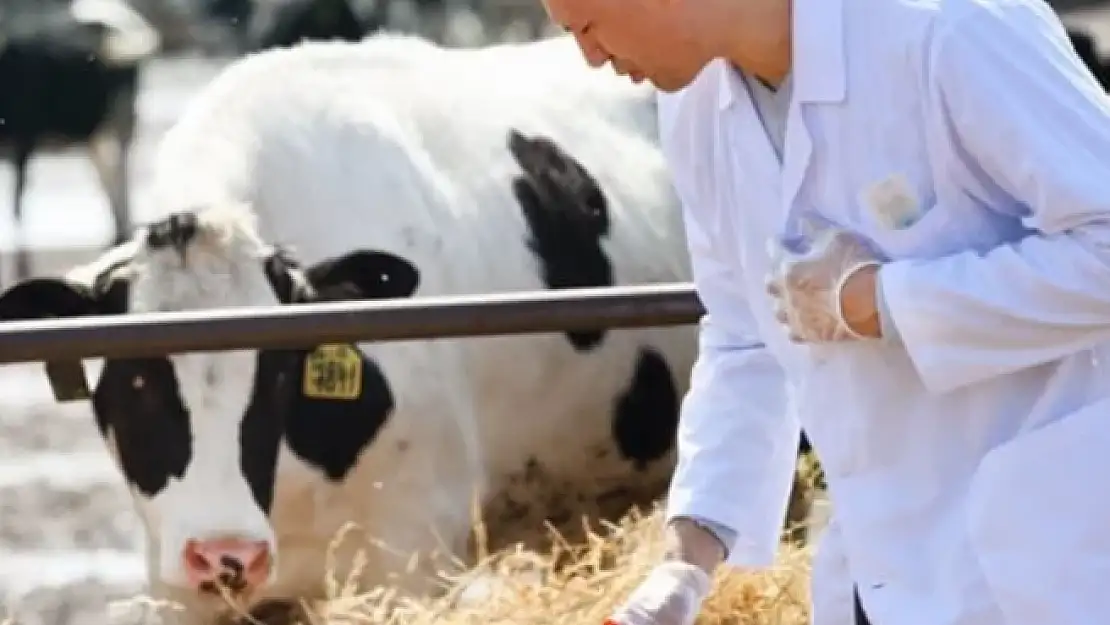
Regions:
[[0, 283, 705, 365]]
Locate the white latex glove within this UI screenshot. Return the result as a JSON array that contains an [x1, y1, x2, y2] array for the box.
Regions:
[[765, 228, 882, 343], [606, 561, 713, 625]]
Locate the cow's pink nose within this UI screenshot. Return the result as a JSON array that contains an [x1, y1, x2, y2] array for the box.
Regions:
[[183, 538, 272, 593]]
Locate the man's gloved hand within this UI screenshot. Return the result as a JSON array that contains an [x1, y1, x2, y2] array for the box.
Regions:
[[606, 561, 713, 625], [765, 227, 883, 343]]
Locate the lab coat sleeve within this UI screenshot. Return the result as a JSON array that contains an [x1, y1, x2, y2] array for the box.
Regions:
[[661, 224, 803, 568], [878, 3, 1110, 394], [656, 92, 800, 566], [667, 211, 800, 568]]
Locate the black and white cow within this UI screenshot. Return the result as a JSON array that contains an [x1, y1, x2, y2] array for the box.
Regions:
[[0, 0, 160, 282], [0, 33, 813, 623]]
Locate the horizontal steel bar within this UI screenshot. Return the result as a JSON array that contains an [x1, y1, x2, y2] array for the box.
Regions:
[[0, 283, 706, 365]]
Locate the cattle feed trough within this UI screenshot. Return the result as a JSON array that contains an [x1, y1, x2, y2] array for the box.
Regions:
[[0, 32, 818, 625]]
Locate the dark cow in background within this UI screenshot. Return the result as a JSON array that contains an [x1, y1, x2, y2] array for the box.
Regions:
[[199, 0, 546, 53], [1068, 26, 1110, 90], [245, 0, 375, 51], [202, 0, 382, 52], [0, 32, 816, 624], [0, 0, 160, 284], [201, 0, 257, 47]]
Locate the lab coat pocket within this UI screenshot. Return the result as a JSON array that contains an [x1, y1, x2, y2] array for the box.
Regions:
[[856, 173, 971, 260], [966, 398, 1110, 625], [862, 200, 962, 261]]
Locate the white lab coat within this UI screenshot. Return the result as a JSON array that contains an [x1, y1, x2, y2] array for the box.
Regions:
[[658, 0, 1110, 623]]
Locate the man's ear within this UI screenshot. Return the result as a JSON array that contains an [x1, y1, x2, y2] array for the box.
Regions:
[[0, 278, 116, 321], [306, 250, 421, 301]]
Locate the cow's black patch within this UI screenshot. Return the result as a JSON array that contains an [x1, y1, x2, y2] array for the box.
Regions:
[[281, 347, 395, 482], [261, 247, 419, 484], [508, 128, 614, 351], [92, 358, 194, 496], [238, 349, 299, 513], [146, 211, 199, 258], [611, 347, 679, 470]]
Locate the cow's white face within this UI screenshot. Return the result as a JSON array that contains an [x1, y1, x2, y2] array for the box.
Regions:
[[0, 205, 421, 603]]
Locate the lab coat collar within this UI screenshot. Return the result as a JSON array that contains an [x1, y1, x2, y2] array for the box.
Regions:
[[717, 0, 846, 110]]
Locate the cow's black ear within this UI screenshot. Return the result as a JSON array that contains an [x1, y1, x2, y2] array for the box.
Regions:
[[0, 278, 106, 321], [306, 250, 421, 301]]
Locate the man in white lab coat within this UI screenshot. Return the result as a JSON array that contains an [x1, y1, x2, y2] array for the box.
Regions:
[[539, 0, 1110, 623]]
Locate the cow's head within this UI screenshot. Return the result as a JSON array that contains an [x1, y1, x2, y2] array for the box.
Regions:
[[0, 205, 420, 601]]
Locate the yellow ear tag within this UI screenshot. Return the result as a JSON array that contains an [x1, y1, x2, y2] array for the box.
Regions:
[[303, 344, 363, 400]]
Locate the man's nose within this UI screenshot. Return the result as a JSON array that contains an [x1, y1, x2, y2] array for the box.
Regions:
[[573, 34, 610, 68], [182, 537, 273, 594]]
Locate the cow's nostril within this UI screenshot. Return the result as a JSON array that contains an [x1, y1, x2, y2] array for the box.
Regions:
[[220, 554, 245, 574]]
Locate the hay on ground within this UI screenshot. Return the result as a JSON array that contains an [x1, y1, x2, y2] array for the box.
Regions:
[[299, 504, 813, 625]]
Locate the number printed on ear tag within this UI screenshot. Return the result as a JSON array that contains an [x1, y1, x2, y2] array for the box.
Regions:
[[303, 344, 363, 400]]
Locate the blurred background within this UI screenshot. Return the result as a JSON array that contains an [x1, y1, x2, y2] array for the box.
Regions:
[[1, 0, 1110, 623], [0, 0, 562, 284]]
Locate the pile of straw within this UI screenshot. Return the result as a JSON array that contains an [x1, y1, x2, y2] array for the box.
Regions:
[[309, 504, 813, 625], [302, 451, 822, 625]]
